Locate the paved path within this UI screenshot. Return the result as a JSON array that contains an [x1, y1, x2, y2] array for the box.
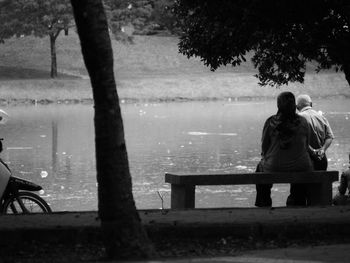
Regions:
[[1, 208, 350, 262], [1, 206, 350, 242], [122, 244, 349, 263]]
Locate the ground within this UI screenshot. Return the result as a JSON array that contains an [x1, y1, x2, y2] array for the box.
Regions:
[[1, 235, 350, 262]]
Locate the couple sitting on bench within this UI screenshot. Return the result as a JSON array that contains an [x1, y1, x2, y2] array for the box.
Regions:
[[255, 92, 334, 207]]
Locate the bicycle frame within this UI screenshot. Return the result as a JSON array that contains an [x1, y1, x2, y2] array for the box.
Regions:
[[0, 138, 50, 214], [0, 158, 11, 201], [0, 163, 45, 214]]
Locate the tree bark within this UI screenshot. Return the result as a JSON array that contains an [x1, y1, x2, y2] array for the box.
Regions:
[[343, 63, 350, 87], [50, 33, 57, 78], [70, 0, 156, 260]]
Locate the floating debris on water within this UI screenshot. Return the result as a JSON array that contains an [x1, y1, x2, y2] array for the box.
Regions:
[[188, 131, 237, 136], [250, 156, 262, 162], [7, 147, 33, 150], [235, 165, 248, 170], [234, 197, 248, 201], [40, 171, 48, 178]]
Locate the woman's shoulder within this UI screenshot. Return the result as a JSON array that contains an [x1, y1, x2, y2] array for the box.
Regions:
[[263, 115, 277, 128], [265, 114, 277, 123]]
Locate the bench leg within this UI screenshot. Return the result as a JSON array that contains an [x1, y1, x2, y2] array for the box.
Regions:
[[307, 181, 333, 206], [170, 184, 195, 209]]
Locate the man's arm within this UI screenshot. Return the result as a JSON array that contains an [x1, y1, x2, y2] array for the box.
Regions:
[[317, 137, 333, 158], [322, 138, 333, 152], [319, 116, 334, 156]]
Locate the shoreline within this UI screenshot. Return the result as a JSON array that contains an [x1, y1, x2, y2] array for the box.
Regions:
[[0, 72, 349, 106], [1, 93, 350, 107]]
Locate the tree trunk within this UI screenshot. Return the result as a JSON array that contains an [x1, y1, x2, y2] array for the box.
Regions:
[[70, 0, 156, 260], [50, 33, 57, 78], [343, 63, 350, 87], [51, 121, 58, 173]]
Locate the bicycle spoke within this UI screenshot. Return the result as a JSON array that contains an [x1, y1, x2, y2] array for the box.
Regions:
[[10, 202, 18, 214], [3, 192, 51, 214]]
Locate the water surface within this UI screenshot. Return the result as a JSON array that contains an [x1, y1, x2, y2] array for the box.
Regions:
[[1, 99, 349, 211]]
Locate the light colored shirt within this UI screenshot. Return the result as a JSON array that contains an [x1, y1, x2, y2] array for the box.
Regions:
[[298, 107, 334, 149]]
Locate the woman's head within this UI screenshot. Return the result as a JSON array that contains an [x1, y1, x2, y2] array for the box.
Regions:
[[272, 92, 300, 149], [277, 92, 296, 118]]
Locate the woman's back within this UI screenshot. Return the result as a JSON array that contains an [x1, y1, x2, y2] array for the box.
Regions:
[[256, 91, 313, 207], [261, 111, 313, 173]]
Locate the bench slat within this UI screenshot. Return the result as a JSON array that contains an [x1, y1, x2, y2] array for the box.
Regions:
[[165, 171, 339, 185]]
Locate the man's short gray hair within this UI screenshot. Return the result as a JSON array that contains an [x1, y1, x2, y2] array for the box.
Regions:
[[296, 94, 312, 109]]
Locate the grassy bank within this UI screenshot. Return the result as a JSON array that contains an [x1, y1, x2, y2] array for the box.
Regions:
[[0, 33, 349, 104], [0, 72, 348, 105]]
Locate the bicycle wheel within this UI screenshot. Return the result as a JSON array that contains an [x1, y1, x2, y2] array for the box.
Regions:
[[2, 191, 52, 214]]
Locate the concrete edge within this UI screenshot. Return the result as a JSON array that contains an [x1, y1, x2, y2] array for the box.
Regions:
[[0, 206, 350, 245]]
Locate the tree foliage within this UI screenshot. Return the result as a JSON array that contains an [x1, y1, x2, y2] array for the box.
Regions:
[[152, 0, 178, 34], [0, 0, 73, 77], [175, 0, 350, 86], [104, 0, 177, 42], [1, 0, 72, 37], [0, 1, 14, 43]]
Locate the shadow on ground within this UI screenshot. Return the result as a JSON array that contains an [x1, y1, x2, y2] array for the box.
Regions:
[[0, 66, 81, 80]]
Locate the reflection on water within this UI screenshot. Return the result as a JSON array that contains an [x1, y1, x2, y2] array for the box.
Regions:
[[0, 99, 349, 211]]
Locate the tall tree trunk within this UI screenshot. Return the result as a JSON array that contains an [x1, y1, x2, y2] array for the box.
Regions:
[[51, 121, 58, 173], [343, 63, 350, 87], [70, 0, 156, 260], [50, 33, 58, 78]]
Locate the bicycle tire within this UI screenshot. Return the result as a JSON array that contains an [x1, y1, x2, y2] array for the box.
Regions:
[[2, 191, 52, 214]]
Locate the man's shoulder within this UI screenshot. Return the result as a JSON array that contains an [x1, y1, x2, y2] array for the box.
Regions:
[[298, 108, 311, 116], [300, 108, 326, 120], [300, 107, 317, 114]]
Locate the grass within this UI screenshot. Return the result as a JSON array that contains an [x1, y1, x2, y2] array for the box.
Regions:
[[0, 32, 349, 104]]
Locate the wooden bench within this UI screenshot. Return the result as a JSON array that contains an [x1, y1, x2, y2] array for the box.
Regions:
[[165, 171, 339, 209]]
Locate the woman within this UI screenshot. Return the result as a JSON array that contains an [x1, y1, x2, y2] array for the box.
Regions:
[[255, 92, 313, 207]]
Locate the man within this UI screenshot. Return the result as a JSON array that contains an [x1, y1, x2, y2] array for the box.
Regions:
[[296, 94, 334, 170], [286, 94, 335, 206]]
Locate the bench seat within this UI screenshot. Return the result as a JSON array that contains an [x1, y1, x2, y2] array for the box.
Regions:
[[165, 171, 339, 209]]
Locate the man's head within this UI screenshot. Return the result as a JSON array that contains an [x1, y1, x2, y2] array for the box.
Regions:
[[296, 94, 312, 111]]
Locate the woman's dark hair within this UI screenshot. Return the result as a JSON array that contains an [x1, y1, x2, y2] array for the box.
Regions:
[[273, 92, 300, 148], [277, 92, 297, 119]]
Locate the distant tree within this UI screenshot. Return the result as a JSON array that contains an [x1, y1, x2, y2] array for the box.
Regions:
[[175, 0, 350, 86], [104, 0, 179, 40], [152, 0, 178, 34], [0, 1, 13, 43], [0, 0, 73, 78], [105, 0, 153, 42], [70, 0, 156, 260]]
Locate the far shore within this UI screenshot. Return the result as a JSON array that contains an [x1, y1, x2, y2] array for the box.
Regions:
[[1, 34, 349, 106], [0, 72, 349, 106]]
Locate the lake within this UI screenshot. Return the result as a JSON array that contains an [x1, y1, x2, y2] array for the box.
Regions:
[[0, 99, 349, 211]]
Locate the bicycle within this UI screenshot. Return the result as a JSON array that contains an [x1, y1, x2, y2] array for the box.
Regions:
[[0, 139, 51, 214]]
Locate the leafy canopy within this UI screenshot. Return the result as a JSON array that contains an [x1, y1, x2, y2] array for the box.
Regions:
[[0, 0, 72, 40], [175, 0, 350, 86], [104, 0, 177, 42]]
